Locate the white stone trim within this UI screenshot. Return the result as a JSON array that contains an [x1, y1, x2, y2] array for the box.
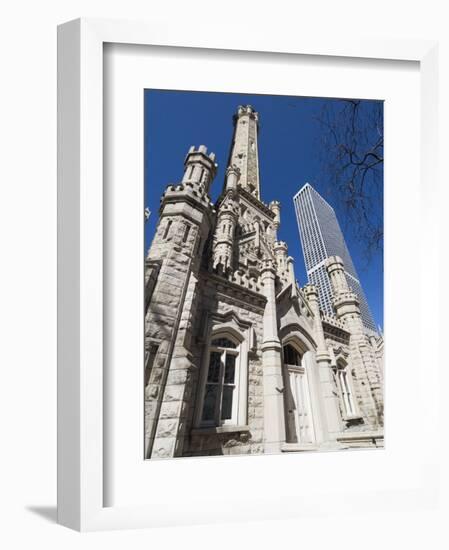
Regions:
[[193, 323, 249, 429]]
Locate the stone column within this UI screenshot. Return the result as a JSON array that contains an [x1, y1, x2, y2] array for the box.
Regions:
[[269, 201, 281, 241], [287, 257, 298, 297], [225, 164, 240, 193], [286, 256, 296, 288], [261, 260, 286, 453], [303, 284, 342, 443]]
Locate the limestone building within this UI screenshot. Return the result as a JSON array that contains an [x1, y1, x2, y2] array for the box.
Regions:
[[144, 105, 384, 459]]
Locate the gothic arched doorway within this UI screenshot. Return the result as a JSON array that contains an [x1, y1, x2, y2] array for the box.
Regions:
[[283, 343, 316, 446]]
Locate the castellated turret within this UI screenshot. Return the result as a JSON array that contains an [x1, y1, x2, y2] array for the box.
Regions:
[[182, 144, 217, 194], [273, 240, 288, 284], [269, 200, 281, 241], [145, 144, 219, 458], [326, 255, 361, 323], [156, 145, 217, 253], [273, 240, 288, 269]]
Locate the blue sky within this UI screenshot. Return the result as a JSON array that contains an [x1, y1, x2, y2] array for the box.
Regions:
[[144, 90, 383, 330]]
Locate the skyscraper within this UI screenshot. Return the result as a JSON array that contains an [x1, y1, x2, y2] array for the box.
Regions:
[[293, 183, 378, 334]]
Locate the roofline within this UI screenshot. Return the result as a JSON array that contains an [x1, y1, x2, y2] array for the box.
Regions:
[[293, 182, 312, 200], [293, 182, 335, 213]]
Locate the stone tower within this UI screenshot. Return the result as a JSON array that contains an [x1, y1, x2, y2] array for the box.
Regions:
[[212, 105, 287, 453], [229, 105, 261, 199], [144, 145, 217, 458], [326, 255, 384, 428]]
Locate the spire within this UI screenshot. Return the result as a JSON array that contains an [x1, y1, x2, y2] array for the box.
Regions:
[[229, 105, 261, 199]]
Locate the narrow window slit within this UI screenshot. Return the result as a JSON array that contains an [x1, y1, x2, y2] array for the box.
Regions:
[[163, 220, 172, 240], [183, 224, 191, 243]]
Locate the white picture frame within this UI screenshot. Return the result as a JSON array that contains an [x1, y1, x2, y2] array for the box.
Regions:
[[57, 17, 441, 531]]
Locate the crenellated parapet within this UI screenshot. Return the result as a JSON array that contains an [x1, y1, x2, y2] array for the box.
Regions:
[[234, 104, 259, 124], [322, 313, 347, 331], [159, 181, 215, 224]]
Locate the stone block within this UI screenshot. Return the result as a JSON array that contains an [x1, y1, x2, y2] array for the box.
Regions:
[[145, 384, 159, 400], [225, 444, 251, 455], [248, 395, 263, 407], [144, 400, 158, 421], [159, 401, 188, 420], [248, 406, 264, 419], [152, 437, 177, 458], [156, 418, 180, 438], [249, 418, 264, 430], [163, 385, 186, 402], [249, 430, 263, 443], [168, 253, 190, 266], [161, 266, 186, 281], [150, 301, 178, 317], [251, 365, 263, 376], [155, 282, 183, 298], [149, 367, 164, 385], [166, 368, 192, 385]]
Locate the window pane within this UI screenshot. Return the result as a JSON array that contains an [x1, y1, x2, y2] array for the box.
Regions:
[[221, 386, 234, 420], [283, 344, 301, 366], [211, 337, 237, 349], [207, 351, 221, 383], [202, 384, 219, 421], [224, 353, 236, 383]]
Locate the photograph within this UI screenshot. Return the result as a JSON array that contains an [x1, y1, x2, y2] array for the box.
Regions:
[[143, 89, 384, 459]]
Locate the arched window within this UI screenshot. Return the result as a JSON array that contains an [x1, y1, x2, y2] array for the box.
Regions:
[[283, 344, 302, 366], [201, 336, 240, 426]]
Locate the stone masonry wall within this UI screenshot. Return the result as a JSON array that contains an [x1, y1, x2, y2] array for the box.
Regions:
[[182, 280, 266, 456], [145, 214, 203, 457]]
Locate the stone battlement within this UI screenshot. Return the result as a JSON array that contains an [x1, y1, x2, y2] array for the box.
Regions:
[[322, 313, 347, 331], [185, 144, 216, 162]]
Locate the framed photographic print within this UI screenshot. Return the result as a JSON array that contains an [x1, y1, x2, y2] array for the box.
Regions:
[[58, 18, 441, 531]]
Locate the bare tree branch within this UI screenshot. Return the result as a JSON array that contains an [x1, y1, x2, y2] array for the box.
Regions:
[[316, 99, 384, 265]]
